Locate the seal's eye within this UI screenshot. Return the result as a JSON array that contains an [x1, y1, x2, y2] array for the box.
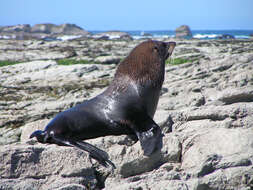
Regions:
[[153, 46, 159, 52]]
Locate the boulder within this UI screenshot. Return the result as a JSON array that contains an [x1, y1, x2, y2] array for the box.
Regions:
[[175, 25, 192, 39], [0, 144, 101, 189]]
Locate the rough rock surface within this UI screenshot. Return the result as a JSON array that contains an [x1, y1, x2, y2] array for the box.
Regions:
[[0, 38, 253, 189], [175, 25, 192, 39]]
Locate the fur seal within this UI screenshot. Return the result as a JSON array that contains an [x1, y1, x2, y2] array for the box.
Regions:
[[30, 40, 176, 169]]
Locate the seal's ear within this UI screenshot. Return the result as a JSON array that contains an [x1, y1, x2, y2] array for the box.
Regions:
[[136, 124, 163, 156]]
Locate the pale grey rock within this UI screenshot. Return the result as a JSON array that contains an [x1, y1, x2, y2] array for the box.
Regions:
[[0, 133, 182, 189], [1, 38, 253, 189], [105, 179, 190, 190], [216, 87, 253, 105], [194, 166, 253, 190], [94, 55, 121, 64], [0, 144, 102, 189], [180, 127, 253, 175], [116, 133, 181, 178], [0, 127, 21, 145], [56, 184, 87, 190]]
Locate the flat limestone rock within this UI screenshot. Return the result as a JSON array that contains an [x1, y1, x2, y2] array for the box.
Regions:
[[1, 38, 253, 189]]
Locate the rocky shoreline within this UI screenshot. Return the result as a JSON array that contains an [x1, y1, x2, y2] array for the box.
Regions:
[[0, 24, 134, 41], [0, 37, 253, 189]]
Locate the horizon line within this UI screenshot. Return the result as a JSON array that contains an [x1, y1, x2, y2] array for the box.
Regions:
[[0, 23, 253, 31]]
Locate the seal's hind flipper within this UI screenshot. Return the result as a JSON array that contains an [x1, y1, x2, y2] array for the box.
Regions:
[[50, 135, 116, 169], [75, 141, 116, 169], [136, 124, 163, 156]]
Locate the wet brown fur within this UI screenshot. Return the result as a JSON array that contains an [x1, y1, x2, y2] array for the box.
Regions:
[[115, 40, 165, 88]]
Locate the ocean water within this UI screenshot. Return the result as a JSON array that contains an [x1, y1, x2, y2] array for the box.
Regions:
[[91, 30, 253, 40]]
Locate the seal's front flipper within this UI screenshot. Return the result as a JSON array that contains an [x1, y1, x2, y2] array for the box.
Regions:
[[50, 135, 115, 169], [136, 124, 163, 156]]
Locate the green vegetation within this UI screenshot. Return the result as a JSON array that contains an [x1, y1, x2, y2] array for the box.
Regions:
[[0, 60, 21, 67], [56, 59, 100, 65], [166, 58, 192, 65]]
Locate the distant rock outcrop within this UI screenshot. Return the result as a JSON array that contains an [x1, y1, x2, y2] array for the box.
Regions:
[[31, 23, 90, 35], [30, 23, 55, 34], [0, 23, 90, 40], [175, 25, 192, 39], [0, 24, 31, 33]]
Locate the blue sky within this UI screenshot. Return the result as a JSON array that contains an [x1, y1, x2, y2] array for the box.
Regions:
[[0, 0, 252, 30]]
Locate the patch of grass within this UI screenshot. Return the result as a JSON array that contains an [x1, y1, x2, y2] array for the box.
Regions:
[[166, 58, 192, 65], [56, 59, 100, 65], [0, 60, 21, 67]]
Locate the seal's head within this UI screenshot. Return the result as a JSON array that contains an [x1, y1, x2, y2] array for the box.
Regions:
[[115, 40, 176, 86]]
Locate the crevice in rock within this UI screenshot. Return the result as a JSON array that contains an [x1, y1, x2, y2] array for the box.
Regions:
[[186, 114, 227, 122], [27, 175, 48, 180], [217, 159, 252, 170], [94, 170, 111, 189], [197, 154, 222, 177], [195, 184, 212, 190], [211, 64, 233, 72], [61, 168, 95, 178], [161, 115, 174, 133], [178, 142, 183, 163]]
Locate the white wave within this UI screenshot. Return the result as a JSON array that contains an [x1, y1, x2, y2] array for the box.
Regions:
[[132, 34, 174, 40], [132, 35, 144, 40], [153, 34, 171, 38], [0, 35, 16, 39], [107, 35, 121, 40], [132, 35, 153, 40], [56, 35, 82, 41], [0, 35, 10, 39], [194, 34, 218, 39], [235, 35, 250, 39]]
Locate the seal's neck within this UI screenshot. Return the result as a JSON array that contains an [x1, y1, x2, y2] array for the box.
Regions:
[[115, 55, 165, 88]]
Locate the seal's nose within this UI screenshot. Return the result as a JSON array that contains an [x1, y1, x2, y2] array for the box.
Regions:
[[165, 41, 176, 59], [167, 42, 176, 54]]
